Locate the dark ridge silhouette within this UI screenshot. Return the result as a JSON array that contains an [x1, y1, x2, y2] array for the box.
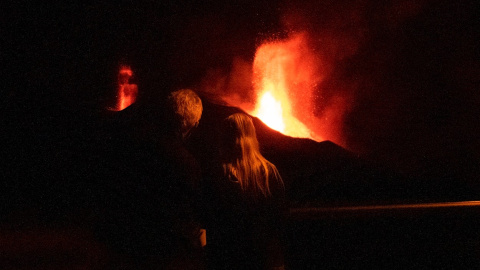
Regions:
[[188, 98, 427, 208]]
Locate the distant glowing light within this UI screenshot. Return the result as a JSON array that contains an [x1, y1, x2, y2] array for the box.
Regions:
[[112, 65, 138, 111], [119, 67, 133, 77]]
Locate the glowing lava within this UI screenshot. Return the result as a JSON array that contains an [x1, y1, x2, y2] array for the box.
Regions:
[[114, 65, 138, 111], [250, 34, 322, 141], [256, 90, 285, 132]]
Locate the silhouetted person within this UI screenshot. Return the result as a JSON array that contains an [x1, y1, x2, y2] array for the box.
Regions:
[[97, 89, 204, 270], [203, 113, 286, 270]]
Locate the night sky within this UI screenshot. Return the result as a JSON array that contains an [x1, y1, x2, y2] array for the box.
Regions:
[[5, 0, 480, 196]]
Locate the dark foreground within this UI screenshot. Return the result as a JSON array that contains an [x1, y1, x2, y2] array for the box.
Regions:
[[1, 201, 479, 269], [3, 100, 479, 269]]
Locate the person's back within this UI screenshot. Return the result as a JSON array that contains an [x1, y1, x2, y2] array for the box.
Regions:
[[97, 89, 204, 269], [205, 165, 285, 270], [204, 113, 286, 270]]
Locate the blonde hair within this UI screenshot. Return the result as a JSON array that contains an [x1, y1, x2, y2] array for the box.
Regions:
[[168, 89, 203, 134], [222, 113, 283, 197]]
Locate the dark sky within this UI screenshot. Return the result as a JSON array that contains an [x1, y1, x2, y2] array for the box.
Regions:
[[5, 0, 479, 184]]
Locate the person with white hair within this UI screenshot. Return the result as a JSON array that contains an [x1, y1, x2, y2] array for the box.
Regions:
[[99, 88, 205, 270]]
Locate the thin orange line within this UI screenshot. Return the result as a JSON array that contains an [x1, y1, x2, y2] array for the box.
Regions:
[[291, 201, 480, 213]]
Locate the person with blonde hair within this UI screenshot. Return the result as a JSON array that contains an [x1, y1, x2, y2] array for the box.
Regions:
[[221, 113, 283, 197], [204, 113, 286, 270]]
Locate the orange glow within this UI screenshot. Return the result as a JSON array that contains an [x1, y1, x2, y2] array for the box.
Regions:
[[201, 32, 349, 145], [255, 91, 285, 132], [249, 34, 322, 141], [114, 65, 138, 111]]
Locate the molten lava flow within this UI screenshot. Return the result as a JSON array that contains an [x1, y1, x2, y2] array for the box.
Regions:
[[253, 89, 313, 138], [115, 65, 138, 111], [256, 91, 285, 132], [249, 34, 322, 141]]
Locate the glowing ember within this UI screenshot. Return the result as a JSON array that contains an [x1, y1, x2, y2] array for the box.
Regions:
[[114, 65, 138, 111], [249, 34, 321, 141]]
